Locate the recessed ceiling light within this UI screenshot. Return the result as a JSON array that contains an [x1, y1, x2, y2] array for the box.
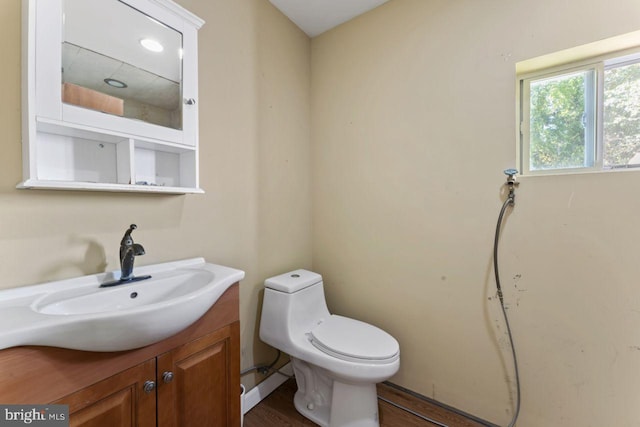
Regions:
[[140, 38, 164, 53], [104, 78, 127, 88]]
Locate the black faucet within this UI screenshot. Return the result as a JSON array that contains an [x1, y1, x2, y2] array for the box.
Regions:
[[100, 224, 151, 287], [120, 224, 146, 280]]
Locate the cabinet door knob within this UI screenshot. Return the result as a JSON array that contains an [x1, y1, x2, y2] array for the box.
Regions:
[[162, 371, 174, 383], [143, 380, 156, 394], [184, 98, 196, 105]]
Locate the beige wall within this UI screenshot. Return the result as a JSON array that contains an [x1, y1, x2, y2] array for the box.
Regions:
[[0, 0, 311, 389], [6, 0, 640, 424], [312, 0, 640, 426]]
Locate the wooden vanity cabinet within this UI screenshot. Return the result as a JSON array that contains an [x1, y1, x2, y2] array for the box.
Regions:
[[53, 359, 157, 427], [157, 326, 235, 427], [0, 284, 240, 427]]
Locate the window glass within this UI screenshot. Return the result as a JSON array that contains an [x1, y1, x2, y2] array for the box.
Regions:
[[529, 70, 595, 171], [603, 62, 640, 168]]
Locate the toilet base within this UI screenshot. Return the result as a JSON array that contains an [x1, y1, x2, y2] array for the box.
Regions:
[[294, 391, 331, 426], [292, 358, 380, 427]]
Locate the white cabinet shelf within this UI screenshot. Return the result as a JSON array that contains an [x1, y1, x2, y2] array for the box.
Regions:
[[20, 0, 204, 195], [18, 180, 204, 194], [19, 118, 203, 194]]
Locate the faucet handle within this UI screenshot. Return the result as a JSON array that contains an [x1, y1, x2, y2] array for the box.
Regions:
[[503, 168, 518, 180], [121, 224, 138, 246]]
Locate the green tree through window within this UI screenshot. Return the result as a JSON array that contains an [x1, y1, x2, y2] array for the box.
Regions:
[[520, 51, 640, 174], [529, 71, 589, 171], [603, 62, 640, 167]]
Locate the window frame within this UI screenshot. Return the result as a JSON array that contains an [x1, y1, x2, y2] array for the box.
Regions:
[[517, 47, 640, 176]]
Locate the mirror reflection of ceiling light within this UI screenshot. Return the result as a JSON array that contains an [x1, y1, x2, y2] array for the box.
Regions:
[[140, 38, 164, 53], [104, 78, 127, 88]]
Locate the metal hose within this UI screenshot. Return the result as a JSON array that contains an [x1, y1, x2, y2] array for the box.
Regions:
[[494, 196, 521, 427]]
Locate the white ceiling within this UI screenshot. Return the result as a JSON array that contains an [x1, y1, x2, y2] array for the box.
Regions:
[[269, 0, 390, 37]]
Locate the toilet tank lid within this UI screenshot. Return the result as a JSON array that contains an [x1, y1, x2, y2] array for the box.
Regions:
[[264, 269, 322, 293]]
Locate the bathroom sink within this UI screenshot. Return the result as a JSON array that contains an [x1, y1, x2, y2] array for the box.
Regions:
[[0, 258, 244, 352], [34, 269, 215, 316]]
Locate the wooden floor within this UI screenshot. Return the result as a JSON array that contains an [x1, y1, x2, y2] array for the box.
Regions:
[[244, 379, 491, 427]]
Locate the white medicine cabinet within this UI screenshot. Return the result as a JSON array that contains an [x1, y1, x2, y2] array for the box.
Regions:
[[20, 0, 204, 194]]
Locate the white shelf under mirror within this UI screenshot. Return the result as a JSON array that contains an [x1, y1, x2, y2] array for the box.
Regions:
[[20, 0, 204, 194], [18, 119, 202, 194]]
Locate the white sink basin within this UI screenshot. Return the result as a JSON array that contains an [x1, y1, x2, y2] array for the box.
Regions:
[[0, 258, 244, 352], [34, 270, 215, 316]]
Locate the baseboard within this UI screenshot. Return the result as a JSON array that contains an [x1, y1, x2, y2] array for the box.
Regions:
[[383, 381, 500, 427], [242, 362, 293, 414]]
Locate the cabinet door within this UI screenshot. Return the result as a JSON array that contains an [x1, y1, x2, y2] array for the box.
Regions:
[[157, 323, 240, 427], [53, 359, 156, 427]]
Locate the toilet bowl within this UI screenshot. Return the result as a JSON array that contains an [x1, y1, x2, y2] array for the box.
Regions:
[[259, 269, 400, 427]]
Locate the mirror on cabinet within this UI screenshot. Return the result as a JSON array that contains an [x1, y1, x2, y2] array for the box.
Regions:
[[62, 0, 183, 130], [20, 0, 204, 194]]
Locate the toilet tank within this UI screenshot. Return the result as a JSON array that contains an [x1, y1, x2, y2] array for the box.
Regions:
[[260, 269, 331, 350]]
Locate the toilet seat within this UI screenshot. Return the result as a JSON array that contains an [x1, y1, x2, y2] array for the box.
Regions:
[[309, 315, 399, 364]]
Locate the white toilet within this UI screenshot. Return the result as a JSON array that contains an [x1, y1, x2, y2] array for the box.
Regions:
[[260, 269, 400, 427]]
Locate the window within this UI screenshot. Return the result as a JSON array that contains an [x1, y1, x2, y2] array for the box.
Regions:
[[518, 50, 640, 175]]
